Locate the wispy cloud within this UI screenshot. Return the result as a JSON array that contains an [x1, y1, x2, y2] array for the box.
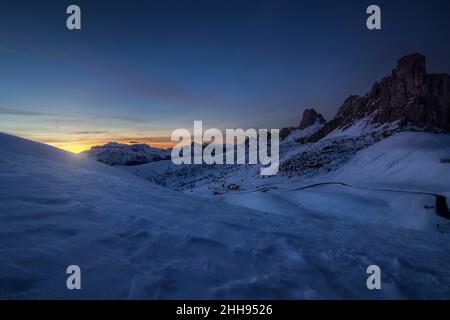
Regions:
[[0, 107, 149, 125], [0, 107, 55, 116], [115, 136, 171, 145], [5, 32, 228, 110], [100, 115, 149, 124], [69, 131, 109, 135]]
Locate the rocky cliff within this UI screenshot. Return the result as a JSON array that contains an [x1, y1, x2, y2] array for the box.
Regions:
[[308, 54, 450, 142]]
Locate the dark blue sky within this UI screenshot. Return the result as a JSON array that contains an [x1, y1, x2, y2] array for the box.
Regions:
[[1, 0, 450, 151]]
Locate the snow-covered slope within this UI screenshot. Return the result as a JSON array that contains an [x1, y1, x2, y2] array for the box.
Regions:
[[282, 121, 324, 145], [123, 131, 450, 231], [326, 132, 450, 194], [1, 132, 450, 299]]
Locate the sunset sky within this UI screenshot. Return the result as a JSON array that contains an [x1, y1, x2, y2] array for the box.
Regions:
[[1, 0, 450, 153]]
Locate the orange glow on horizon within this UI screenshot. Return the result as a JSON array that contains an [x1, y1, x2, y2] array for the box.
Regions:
[[45, 139, 175, 154]]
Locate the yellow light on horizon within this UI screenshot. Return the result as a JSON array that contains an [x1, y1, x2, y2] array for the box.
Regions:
[[48, 140, 175, 154], [18, 131, 175, 154], [48, 142, 93, 154]]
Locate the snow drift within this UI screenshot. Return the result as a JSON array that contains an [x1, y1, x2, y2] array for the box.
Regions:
[[1, 132, 450, 299]]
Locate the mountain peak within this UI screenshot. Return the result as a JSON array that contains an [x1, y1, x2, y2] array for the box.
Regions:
[[308, 53, 450, 142], [299, 108, 326, 130], [393, 53, 427, 96], [394, 53, 426, 79]]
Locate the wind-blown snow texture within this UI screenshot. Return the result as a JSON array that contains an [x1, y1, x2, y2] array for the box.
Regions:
[[1, 131, 450, 299]]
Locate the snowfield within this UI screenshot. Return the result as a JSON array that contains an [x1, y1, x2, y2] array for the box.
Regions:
[[1, 132, 450, 299]]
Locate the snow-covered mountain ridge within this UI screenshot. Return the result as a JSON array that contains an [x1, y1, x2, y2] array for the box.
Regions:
[[83, 142, 170, 166]]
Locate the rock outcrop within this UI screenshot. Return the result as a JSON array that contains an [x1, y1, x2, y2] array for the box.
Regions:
[[299, 108, 326, 130], [280, 108, 326, 140], [309, 53, 450, 142]]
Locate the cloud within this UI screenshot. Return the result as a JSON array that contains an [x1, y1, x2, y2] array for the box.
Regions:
[[0, 107, 149, 125], [102, 116, 148, 123], [0, 107, 55, 116], [69, 131, 109, 135], [115, 136, 171, 144], [5, 32, 227, 110]]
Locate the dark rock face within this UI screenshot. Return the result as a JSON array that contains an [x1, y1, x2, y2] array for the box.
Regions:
[[299, 109, 326, 130], [280, 108, 326, 141], [309, 53, 450, 142]]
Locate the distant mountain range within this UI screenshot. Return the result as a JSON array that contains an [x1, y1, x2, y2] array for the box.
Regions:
[[83, 142, 170, 166]]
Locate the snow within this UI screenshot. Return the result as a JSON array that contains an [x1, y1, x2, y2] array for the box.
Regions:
[[122, 131, 450, 233], [83, 141, 170, 166], [1, 132, 450, 299], [283, 121, 323, 145], [216, 131, 450, 231], [219, 184, 445, 232], [327, 132, 450, 194], [326, 117, 398, 139]]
